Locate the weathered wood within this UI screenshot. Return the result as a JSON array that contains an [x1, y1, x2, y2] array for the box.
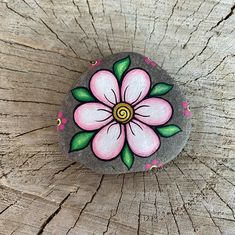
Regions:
[[0, 0, 234, 234]]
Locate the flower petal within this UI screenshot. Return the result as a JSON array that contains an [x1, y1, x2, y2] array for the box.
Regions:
[[92, 122, 125, 160], [59, 124, 64, 130], [58, 111, 63, 118], [145, 164, 151, 170], [152, 159, 158, 165], [135, 98, 172, 126], [126, 120, 160, 157], [74, 102, 113, 131], [181, 101, 189, 109], [90, 70, 120, 107], [62, 118, 67, 124], [183, 109, 192, 117], [121, 69, 151, 105]]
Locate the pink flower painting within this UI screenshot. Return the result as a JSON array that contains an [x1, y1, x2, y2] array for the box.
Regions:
[[57, 112, 67, 131], [145, 159, 164, 172], [89, 59, 102, 68], [181, 101, 192, 118], [70, 56, 181, 170]]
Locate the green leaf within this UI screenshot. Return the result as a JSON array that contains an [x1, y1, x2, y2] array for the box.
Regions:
[[121, 143, 134, 170], [156, 125, 182, 138], [69, 131, 95, 152], [113, 56, 131, 82], [71, 87, 95, 102], [150, 83, 173, 96]]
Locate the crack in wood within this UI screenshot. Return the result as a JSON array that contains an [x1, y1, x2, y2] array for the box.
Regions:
[[0, 98, 61, 107], [14, 125, 55, 138], [0, 51, 82, 74], [0, 38, 89, 61], [137, 201, 141, 235], [72, 0, 81, 15], [37, 193, 71, 234], [210, 4, 235, 31], [181, 0, 221, 50], [66, 175, 104, 234], [94, 38, 104, 57], [86, 0, 94, 21], [103, 175, 125, 234], [5, 2, 35, 21], [40, 19, 68, 48], [33, 0, 48, 16], [157, 0, 179, 50]]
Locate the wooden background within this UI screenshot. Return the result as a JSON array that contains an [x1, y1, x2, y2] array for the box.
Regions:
[[0, 0, 234, 234]]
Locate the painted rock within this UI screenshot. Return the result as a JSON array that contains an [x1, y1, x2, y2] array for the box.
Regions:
[[57, 52, 192, 174]]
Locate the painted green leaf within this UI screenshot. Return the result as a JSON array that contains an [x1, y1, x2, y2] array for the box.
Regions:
[[113, 56, 131, 82], [150, 83, 173, 96], [121, 143, 134, 170], [71, 87, 95, 102], [69, 131, 95, 152], [156, 125, 182, 138]]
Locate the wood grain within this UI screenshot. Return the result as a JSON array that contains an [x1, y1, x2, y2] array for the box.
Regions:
[[0, 0, 234, 234]]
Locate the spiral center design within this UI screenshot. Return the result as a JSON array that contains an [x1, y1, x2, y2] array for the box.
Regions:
[[113, 102, 134, 124]]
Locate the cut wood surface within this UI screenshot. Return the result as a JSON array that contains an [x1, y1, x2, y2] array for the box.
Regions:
[[0, 0, 234, 234]]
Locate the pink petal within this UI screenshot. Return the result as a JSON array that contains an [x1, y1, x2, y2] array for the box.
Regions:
[[58, 111, 63, 118], [126, 120, 160, 157], [135, 98, 172, 126], [59, 124, 64, 130], [152, 159, 158, 165], [144, 56, 151, 64], [62, 118, 67, 124], [74, 102, 113, 131], [183, 109, 192, 118], [92, 122, 125, 160], [121, 69, 151, 105], [150, 61, 157, 67], [90, 70, 120, 107], [145, 164, 152, 170], [181, 101, 189, 109]]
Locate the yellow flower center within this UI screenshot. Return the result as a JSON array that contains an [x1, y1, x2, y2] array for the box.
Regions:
[[113, 102, 134, 124], [57, 118, 62, 126]]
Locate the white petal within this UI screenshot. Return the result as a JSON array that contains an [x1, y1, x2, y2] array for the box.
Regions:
[[92, 122, 125, 160], [90, 70, 120, 107], [126, 120, 160, 157], [121, 69, 151, 105], [135, 98, 172, 126], [74, 102, 113, 131]]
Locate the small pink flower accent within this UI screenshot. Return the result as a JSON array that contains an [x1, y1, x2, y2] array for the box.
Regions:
[[90, 59, 102, 68], [57, 111, 67, 131], [145, 159, 164, 171], [181, 101, 192, 118], [144, 56, 157, 67]]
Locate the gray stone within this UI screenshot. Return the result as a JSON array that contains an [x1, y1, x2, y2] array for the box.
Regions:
[[58, 52, 192, 174]]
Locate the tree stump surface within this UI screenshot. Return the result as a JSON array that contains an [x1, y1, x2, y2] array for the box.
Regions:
[[0, 0, 234, 234]]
